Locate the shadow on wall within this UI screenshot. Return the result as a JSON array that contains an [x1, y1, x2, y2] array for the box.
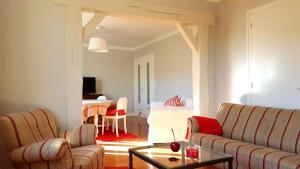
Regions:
[[240, 94, 250, 105], [239, 93, 265, 106]]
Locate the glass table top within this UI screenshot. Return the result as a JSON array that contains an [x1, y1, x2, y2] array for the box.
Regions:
[[129, 141, 232, 168]]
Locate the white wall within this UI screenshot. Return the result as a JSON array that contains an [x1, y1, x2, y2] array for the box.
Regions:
[[82, 48, 134, 113], [247, 0, 300, 109], [133, 33, 193, 101], [212, 0, 275, 115], [0, 0, 68, 168], [0, 0, 68, 129], [82, 33, 192, 113], [0, 0, 280, 128]]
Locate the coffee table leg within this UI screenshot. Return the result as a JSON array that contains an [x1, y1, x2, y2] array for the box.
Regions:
[[129, 151, 133, 169], [228, 159, 233, 169]]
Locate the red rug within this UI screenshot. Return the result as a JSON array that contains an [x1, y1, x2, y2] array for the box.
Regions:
[[96, 127, 137, 142], [105, 167, 129, 169]]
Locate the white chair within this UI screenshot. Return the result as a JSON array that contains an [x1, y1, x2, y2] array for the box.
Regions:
[[101, 97, 128, 137], [97, 95, 107, 101], [96, 95, 109, 129]]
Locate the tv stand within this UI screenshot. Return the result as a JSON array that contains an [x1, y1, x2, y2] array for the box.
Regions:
[[82, 93, 103, 100]]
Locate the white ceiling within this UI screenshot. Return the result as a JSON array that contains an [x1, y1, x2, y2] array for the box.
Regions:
[[82, 13, 177, 48], [138, 0, 219, 12], [82, 0, 219, 49]]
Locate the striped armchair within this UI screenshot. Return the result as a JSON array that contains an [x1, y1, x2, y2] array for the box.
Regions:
[[0, 108, 104, 169], [187, 103, 300, 169]]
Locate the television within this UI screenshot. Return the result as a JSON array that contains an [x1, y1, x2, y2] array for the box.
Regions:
[[82, 77, 96, 94]]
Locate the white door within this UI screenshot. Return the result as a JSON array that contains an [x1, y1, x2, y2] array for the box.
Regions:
[[248, 0, 300, 108], [134, 54, 155, 114]]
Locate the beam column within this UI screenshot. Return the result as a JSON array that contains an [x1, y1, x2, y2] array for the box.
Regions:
[[197, 25, 210, 117], [65, 6, 83, 128], [177, 24, 210, 116]]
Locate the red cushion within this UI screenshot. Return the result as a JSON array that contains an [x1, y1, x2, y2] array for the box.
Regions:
[[192, 116, 223, 135], [164, 95, 184, 106], [108, 103, 116, 110], [106, 109, 126, 116]]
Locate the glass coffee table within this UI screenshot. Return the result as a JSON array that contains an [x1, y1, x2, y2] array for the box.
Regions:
[[128, 141, 233, 169]]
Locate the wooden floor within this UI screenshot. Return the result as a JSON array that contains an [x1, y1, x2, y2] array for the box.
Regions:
[[99, 116, 217, 169]]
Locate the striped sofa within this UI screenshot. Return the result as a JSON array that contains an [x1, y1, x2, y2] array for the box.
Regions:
[[0, 108, 104, 169], [187, 103, 300, 169]]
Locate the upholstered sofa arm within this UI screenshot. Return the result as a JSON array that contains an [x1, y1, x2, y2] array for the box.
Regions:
[[9, 138, 70, 163], [59, 124, 97, 148], [187, 117, 200, 140]]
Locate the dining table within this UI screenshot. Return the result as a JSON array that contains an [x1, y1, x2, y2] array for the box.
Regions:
[[81, 99, 115, 126]]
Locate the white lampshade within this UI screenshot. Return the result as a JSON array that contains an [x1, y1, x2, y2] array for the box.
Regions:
[[88, 37, 108, 53]]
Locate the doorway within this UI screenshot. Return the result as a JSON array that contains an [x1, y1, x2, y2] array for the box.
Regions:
[[247, 0, 300, 108], [133, 54, 155, 116]]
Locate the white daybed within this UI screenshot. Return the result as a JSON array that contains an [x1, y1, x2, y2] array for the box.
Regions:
[[147, 99, 193, 143]]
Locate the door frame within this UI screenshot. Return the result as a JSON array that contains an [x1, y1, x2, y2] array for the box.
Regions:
[[246, 0, 279, 105], [133, 54, 155, 114], [53, 0, 214, 127]]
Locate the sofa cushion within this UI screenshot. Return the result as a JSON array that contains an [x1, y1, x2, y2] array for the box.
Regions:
[[0, 109, 58, 152], [72, 145, 104, 169], [192, 116, 223, 135], [190, 133, 300, 169], [236, 145, 300, 169], [190, 133, 246, 153], [13, 146, 73, 169], [216, 103, 300, 154], [59, 124, 97, 148]]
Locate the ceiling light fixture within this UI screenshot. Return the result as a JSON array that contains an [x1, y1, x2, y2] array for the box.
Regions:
[[88, 37, 109, 53]]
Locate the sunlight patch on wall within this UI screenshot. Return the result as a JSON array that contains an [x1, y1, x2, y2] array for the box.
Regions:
[[230, 64, 250, 104], [251, 60, 276, 94]]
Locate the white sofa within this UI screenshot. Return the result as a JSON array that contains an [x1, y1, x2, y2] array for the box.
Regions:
[[147, 99, 193, 143]]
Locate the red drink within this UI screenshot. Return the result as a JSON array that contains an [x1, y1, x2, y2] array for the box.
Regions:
[[186, 147, 199, 158]]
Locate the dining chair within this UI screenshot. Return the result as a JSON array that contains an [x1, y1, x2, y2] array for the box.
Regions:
[[101, 97, 128, 137]]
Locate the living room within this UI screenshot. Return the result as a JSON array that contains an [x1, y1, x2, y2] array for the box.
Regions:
[[0, 0, 299, 169]]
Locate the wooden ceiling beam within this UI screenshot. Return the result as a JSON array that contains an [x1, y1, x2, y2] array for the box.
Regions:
[[53, 0, 215, 26], [82, 11, 106, 41], [176, 23, 199, 52]]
